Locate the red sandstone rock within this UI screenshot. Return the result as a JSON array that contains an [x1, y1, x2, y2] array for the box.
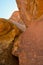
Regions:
[[10, 1, 43, 65], [9, 11, 24, 25], [16, 0, 43, 27], [15, 16, 43, 65]]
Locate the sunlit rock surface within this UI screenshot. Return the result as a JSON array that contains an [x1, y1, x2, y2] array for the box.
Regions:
[[9, 11, 24, 25], [16, 0, 43, 27]]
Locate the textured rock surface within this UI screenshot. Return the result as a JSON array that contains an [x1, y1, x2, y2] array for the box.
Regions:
[[16, 0, 43, 27], [14, 17, 43, 65], [11, 1, 43, 65], [9, 11, 25, 56], [0, 18, 20, 65], [9, 11, 24, 25], [0, 42, 19, 65], [9, 11, 26, 32]]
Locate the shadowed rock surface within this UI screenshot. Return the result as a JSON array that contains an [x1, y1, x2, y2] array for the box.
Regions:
[[0, 42, 19, 65], [0, 18, 20, 65]]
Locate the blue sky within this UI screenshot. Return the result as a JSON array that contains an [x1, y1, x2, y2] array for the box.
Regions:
[[0, 0, 18, 19]]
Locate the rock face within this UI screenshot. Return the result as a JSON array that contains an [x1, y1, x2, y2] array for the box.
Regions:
[[0, 18, 20, 65], [16, 0, 43, 27], [14, 16, 43, 65], [12, 0, 43, 65]]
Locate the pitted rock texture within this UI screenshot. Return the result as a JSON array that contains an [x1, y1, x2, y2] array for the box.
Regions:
[[13, 17, 43, 65]]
